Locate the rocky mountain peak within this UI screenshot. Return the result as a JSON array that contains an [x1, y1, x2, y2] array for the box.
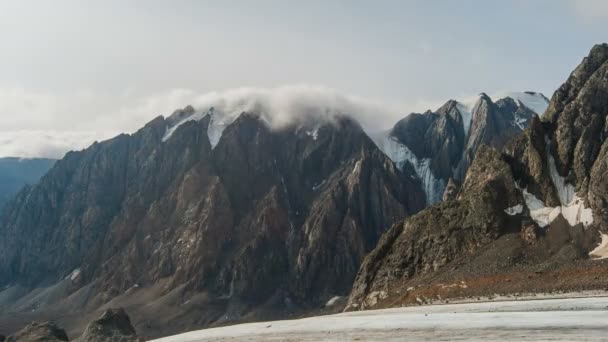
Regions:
[[0, 104, 425, 337], [377, 91, 545, 206], [544, 43, 608, 123]]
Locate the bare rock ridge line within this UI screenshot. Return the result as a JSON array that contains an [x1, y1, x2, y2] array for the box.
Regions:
[[347, 43, 608, 310]]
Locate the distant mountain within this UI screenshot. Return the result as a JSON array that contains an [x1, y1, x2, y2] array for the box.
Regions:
[[348, 44, 608, 310], [0, 157, 55, 209], [374, 91, 549, 204]]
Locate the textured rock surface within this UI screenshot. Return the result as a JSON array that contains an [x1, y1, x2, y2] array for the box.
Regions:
[[348, 44, 608, 310], [0, 112, 424, 337], [442, 178, 459, 202], [348, 146, 522, 309], [455, 94, 537, 180], [75, 309, 142, 342], [6, 322, 68, 342]]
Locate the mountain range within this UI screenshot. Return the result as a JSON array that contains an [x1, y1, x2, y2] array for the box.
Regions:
[[348, 43, 608, 310], [1, 44, 607, 340], [375, 91, 549, 204]]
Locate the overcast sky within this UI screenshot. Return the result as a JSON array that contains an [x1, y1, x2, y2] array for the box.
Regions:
[[0, 0, 607, 158]]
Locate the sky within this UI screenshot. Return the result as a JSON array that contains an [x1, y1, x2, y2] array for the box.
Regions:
[[0, 0, 607, 158]]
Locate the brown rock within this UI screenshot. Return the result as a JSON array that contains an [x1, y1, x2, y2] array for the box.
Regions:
[[75, 308, 142, 342], [520, 224, 538, 245], [6, 322, 68, 342]]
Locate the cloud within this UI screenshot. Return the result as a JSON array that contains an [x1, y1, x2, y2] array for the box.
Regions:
[[0, 87, 200, 158], [568, 0, 608, 19], [181, 85, 406, 133], [2, 84, 545, 159], [0, 87, 197, 133], [2, 85, 432, 158], [0, 130, 118, 159]]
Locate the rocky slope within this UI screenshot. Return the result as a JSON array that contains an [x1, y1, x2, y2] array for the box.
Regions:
[[0, 109, 425, 338], [375, 92, 548, 204], [348, 44, 608, 310], [0, 158, 55, 210]]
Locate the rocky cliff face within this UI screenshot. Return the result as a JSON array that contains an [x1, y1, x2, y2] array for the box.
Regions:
[[0, 110, 425, 336], [348, 44, 608, 309], [375, 92, 548, 205]]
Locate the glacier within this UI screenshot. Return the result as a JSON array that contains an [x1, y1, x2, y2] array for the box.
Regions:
[[376, 134, 445, 205], [150, 295, 608, 342]]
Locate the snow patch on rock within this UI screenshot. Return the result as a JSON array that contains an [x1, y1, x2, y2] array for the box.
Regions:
[[521, 188, 593, 228], [520, 138, 594, 228], [589, 233, 608, 260], [456, 102, 473, 136], [513, 112, 529, 130], [504, 204, 523, 216], [325, 296, 343, 307], [547, 152, 576, 205], [351, 160, 362, 175], [163, 111, 208, 143], [67, 268, 81, 281], [207, 112, 228, 148], [305, 128, 319, 140], [501, 92, 550, 115]]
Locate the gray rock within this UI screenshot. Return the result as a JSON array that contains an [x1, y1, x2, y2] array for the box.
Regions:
[[75, 308, 142, 342], [442, 178, 459, 202], [6, 322, 68, 342]]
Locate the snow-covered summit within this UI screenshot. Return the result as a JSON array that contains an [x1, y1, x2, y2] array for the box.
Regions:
[[159, 85, 402, 147], [500, 91, 550, 116]]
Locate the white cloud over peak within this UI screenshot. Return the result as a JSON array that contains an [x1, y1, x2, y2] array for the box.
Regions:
[[0, 130, 117, 159], [0, 85, 419, 158], [185, 85, 406, 132]]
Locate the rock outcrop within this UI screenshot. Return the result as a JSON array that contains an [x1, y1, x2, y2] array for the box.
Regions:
[[442, 178, 459, 202], [75, 309, 142, 342], [6, 322, 68, 342]]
